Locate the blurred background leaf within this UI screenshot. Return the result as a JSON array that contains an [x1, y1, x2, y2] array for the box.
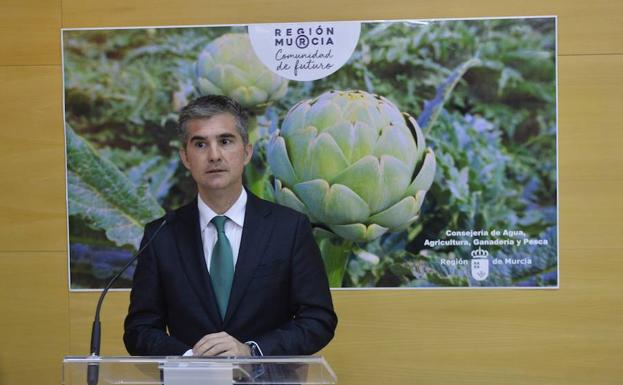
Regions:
[[66, 124, 165, 249]]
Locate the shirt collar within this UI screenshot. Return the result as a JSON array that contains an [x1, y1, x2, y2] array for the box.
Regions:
[[198, 189, 247, 230]]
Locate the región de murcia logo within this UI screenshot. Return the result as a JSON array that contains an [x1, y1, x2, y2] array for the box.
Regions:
[[248, 21, 361, 81]]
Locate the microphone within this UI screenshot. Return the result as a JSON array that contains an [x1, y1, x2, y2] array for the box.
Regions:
[[87, 212, 175, 385]]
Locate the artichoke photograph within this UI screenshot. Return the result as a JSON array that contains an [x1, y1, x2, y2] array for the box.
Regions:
[[195, 33, 289, 110], [63, 17, 557, 289]]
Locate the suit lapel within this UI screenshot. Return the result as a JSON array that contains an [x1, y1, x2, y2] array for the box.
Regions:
[[173, 200, 222, 327], [224, 192, 273, 323]]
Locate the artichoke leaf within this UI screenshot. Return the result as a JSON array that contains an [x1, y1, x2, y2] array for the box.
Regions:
[[413, 190, 427, 212], [387, 191, 427, 232], [392, 214, 420, 233], [330, 223, 388, 243], [273, 180, 312, 220], [407, 149, 437, 195], [326, 121, 376, 164], [271, 80, 289, 100], [267, 134, 298, 187], [197, 77, 223, 95], [282, 101, 310, 136], [196, 52, 216, 69], [293, 179, 331, 223], [342, 97, 375, 124], [323, 183, 371, 224], [324, 122, 356, 161], [374, 121, 417, 172], [207, 65, 248, 93], [66, 125, 164, 249], [306, 132, 349, 181], [330, 155, 381, 209], [378, 96, 405, 128], [307, 98, 342, 132], [68, 171, 145, 249], [312, 226, 336, 240], [368, 196, 419, 229], [407, 114, 426, 163], [364, 99, 388, 128], [284, 126, 316, 177], [231, 86, 268, 109], [253, 67, 281, 90], [376, 155, 412, 212]]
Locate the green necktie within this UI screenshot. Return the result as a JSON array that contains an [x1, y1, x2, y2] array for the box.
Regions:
[[210, 216, 234, 320]]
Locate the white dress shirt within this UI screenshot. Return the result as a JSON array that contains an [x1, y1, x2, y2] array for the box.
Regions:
[[185, 189, 263, 357], [198, 189, 246, 272]]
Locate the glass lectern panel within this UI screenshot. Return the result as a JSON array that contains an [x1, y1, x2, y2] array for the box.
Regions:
[[63, 356, 337, 385]]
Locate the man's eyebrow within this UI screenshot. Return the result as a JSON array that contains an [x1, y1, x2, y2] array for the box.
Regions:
[[189, 133, 237, 142], [218, 133, 236, 138]]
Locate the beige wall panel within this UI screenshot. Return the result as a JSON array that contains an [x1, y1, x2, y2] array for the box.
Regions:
[[0, 0, 62, 65], [0, 251, 69, 385], [558, 55, 623, 250], [60, 0, 622, 55], [558, 55, 622, 182], [325, 247, 622, 385], [0, 66, 67, 252], [66, 246, 622, 384], [69, 291, 130, 356]]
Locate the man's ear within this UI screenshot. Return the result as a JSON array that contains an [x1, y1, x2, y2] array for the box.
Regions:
[[244, 143, 253, 166], [179, 147, 190, 170]]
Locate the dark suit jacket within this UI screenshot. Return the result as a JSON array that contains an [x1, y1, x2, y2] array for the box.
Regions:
[[123, 192, 337, 356]]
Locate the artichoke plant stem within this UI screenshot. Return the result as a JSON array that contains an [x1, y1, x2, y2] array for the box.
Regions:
[[318, 236, 354, 287], [243, 116, 269, 198], [417, 57, 481, 135], [247, 115, 260, 145]]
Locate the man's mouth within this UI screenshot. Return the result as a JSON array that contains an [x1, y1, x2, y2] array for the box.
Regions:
[[206, 169, 226, 174]]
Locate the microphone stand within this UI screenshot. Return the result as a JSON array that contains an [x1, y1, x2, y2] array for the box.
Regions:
[[87, 216, 171, 385]]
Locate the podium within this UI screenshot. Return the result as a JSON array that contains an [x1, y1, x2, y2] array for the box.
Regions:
[[63, 356, 337, 384]]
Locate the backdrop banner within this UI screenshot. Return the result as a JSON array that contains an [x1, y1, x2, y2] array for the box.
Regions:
[[62, 17, 558, 290]]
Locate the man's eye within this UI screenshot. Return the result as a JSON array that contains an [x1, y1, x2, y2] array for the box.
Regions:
[[193, 142, 206, 148], [221, 138, 233, 145]]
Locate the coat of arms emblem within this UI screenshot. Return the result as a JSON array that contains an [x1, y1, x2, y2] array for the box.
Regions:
[[470, 247, 489, 281]]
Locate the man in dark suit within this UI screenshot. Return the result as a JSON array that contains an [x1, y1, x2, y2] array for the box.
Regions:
[[124, 95, 337, 357]]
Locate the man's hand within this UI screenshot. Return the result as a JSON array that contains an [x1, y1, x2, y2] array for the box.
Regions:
[[192, 332, 251, 357]]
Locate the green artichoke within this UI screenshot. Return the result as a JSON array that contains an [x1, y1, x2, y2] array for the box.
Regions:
[[268, 90, 436, 242], [195, 33, 288, 109]]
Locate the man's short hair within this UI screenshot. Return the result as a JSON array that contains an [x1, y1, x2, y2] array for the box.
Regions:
[[178, 95, 249, 146]]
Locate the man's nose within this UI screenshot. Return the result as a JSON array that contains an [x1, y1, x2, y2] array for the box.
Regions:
[[207, 142, 222, 162]]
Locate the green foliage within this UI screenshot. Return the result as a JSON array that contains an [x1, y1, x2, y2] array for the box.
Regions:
[[323, 19, 555, 287], [63, 27, 226, 150], [66, 125, 164, 249], [101, 146, 179, 202]]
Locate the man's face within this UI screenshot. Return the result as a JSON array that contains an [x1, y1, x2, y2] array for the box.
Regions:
[[179, 113, 253, 199]]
